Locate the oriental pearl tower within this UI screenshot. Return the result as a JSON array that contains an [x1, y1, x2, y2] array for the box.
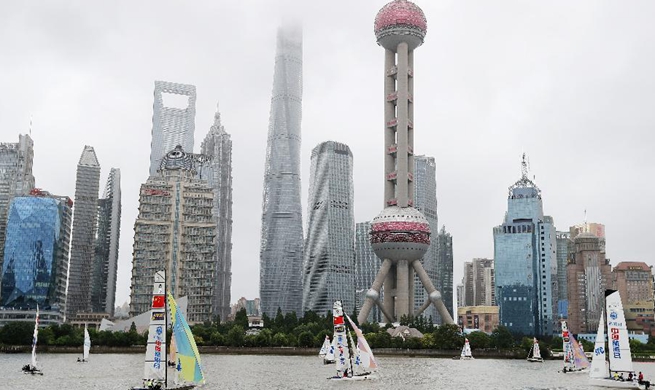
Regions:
[[357, 0, 455, 325]]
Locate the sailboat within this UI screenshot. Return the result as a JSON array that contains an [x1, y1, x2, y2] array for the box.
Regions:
[[561, 320, 590, 373], [589, 290, 645, 389], [131, 270, 205, 390], [78, 324, 90, 362], [319, 335, 335, 364], [459, 338, 474, 360], [22, 305, 43, 375], [527, 337, 544, 362], [327, 301, 376, 381]]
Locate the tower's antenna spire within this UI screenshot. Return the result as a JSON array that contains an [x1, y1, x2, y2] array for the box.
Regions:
[[29, 115, 33, 136], [521, 153, 528, 180]]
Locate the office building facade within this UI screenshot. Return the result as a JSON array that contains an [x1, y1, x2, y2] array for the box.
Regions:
[[0, 134, 35, 285], [67, 146, 101, 319], [302, 141, 355, 315], [355, 221, 381, 323], [200, 107, 234, 321], [259, 24, 304, 317], [436, 226, 454, 319], [493, 155, 557, 336], [91, 168, 121, 316], [611, 261, 654, 333], [149, 81, 197, 176], [130, 146, 216, 323], [1, 189, 72, 320]]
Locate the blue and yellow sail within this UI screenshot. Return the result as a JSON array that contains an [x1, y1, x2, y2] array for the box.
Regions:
[[167, 292, 205, 385]]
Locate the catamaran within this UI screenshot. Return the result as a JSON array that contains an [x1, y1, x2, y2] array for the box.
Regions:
[[319, 335, 335, 364], [78, 324, 90, 362], [459, 338, 474, 360], [527, 337, 544, 363], [131, 270, 205, 390], [561, 320, 590, 373], [22, 306, 43, 375], [589, 290, 648, 389], [327, 300, 377, 381]]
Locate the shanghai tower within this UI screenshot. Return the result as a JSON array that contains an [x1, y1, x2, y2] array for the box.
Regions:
[[259, 24, 304, 317]]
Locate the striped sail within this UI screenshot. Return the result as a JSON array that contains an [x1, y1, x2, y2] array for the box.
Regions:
[[144, 271, 166, 382], [345, 314, 377, 371], [590, 310, 608, 379], [168, 292, 205, 385], [571, 335, 590, 369], [606, 289, 633, 373]]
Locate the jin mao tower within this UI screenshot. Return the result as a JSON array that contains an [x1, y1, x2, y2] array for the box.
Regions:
[[358, 0, 454, 325]]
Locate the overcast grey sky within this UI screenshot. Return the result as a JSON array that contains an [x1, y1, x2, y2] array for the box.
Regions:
[[1, 1, 654, 310]]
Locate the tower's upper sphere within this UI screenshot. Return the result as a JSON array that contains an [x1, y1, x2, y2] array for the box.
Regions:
[[374, 0, 427, 51], [370, 206, 430, 261]]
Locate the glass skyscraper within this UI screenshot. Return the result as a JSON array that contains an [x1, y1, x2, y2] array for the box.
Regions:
[[259, 24, 304, 317], [148, 81, 197, 177], [555, 231, 571, 319], [413, 156, 439, 322], [493, 155, 557, 336], [200, 107, 233, 322], [91, 168, 121, 316], [67, 146, 101, 320], [436, 226, 454, 319], [0, 134, 35, 287], [1, 190, 72, 315], [302, 141, 355, 316], [354, 221, 381, 323]]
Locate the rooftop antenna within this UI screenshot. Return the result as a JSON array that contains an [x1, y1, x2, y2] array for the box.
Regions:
[[29, 115, 33, 136], [584, 209, 587, 229]]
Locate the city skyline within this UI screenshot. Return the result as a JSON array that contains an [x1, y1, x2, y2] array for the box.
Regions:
[[1, 1, 654, 309]]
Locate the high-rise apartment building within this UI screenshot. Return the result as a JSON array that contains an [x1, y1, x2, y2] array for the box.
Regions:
[[302, 141, 355, 315], [566, 233, 611, 334], [149, 81, 197, 177], [200, 107, 233, 321], [91, 168, 121, 316], [355, 221, 382, 323], [611, 261, 654, 333], [493, 155, 557, 336], [67, 146, 101, 320], [0, 134, 34, 286], [456, 284, 464, 309], [413, 155, 439, 322], [436, 226, 454, 319], [1, 189, 72, 321], [259, 24, 304, 317], [555, 231, 571, 319], [130, 146, 216, 323], [461, 258, 495, 307]]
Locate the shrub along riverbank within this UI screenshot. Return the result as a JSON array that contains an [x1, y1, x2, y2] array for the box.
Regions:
[[3, 308, 655, 360]]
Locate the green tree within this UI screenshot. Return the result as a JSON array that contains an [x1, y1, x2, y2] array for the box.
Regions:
[[255, 329, 272, 347], [210, 331, 225, 346], [432, 324, 464, 350], [0, 322, 33, 345], [467, 331, 491, 349], [550, 336, 563, 351], [579, 338, 594, 353], [297, 331, 314, 347], [226, 326, 244, 347], [490, 326, 514, 349], [271, 332, 288, 347], [234, 308, 249, 330], [129, 321, 137, 333], [284, 312, 299, 332]]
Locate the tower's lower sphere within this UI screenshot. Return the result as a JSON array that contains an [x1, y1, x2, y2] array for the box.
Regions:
[[370, 206, 430, 261]]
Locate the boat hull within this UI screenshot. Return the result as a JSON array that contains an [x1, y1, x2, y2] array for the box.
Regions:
[[560, 367, 588, 374], [328, 374, 375, 381], [527, 357, 544, 363], [589, 378, 642, 389]]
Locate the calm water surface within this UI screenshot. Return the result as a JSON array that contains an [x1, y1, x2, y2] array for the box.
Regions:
[[2, 353, 655, 390]]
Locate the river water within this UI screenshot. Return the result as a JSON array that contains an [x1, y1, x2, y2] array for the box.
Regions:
[[2, 353, 655, 390]]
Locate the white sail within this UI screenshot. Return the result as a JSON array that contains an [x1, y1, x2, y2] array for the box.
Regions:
[[31, 306, 39, 369], [325, 337, 335, 362], [345, 314, 377, 371], [606, 290, 634, 373], [335, 332, 351, 374], [532, 338, 542, 359], [143, 270, 167, 383], [590, 310, 608, 379], [461, 338, 473, 358], [83, 324, 91, 361], [319, 336, 330, 358]]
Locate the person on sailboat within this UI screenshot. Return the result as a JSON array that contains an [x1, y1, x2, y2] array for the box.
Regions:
[[638, 372, 651, 389]]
